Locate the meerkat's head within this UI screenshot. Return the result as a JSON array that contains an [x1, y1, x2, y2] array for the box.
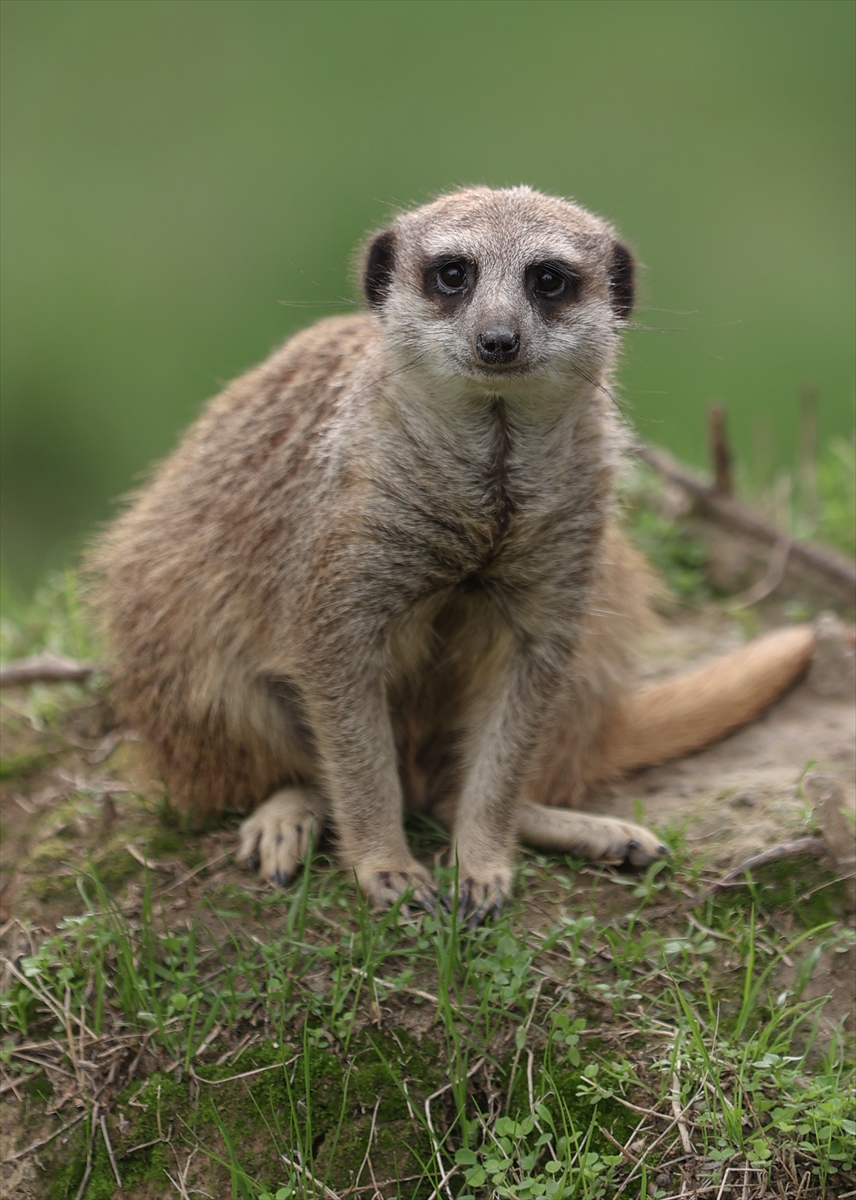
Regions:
[[360, 186, 634, 400]]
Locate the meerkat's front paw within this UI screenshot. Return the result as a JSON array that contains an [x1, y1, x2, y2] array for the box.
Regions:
[[452, 862, 514, 927], [237, 788, 325, 886], [357, 861, 437, 913]]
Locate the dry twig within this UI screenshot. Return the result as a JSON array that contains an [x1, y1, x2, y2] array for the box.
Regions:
[[708, 838, 828, 893], [100, 1113, 122, 1190], [281, 1153, 342, 1199], [638, 441, 856, 600], [73, 1103, 100, 1200], [353, 1098, 381, 1194], [1, 1112, 86, 1165], [708, 403, 733, 497], [670, 1042, 693, 1156], [423, 1058, 484, 1200], [0, 652, 103, 687], [505, 976, 545, 1111]]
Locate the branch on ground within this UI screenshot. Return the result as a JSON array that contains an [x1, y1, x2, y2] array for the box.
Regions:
[[707, 837, 829, 893], [638, 441, 856, 601], [0, 651, 104, 688]]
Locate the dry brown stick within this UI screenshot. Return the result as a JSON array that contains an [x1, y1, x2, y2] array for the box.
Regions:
[[123, 1135, 165, 1156], [505, 976, 545, 1111], [100, 1113, 122, 1190], [341, 1176, 423, 1197], [798, 386, 820, 528], [0, 1074, 24, 1101], [707, 838, 828, 893], [281, 1153, 342, 1200], [74, 1103, 100, 1200], [425, 1161, 460, 1200], [708, 403, 733, 497], [638, 442, 856, 599], [423, 1057, 484, 1200], [8, 1051, 74, 1078], [0, 973, 84, 1048], [0, 652, 103, 688], [63, 986, 85, 1092], [155, 851, 230, 897], [189, 1057, 297, 1086], [125, 844, 171, 873], [611, 1087, 707, 1199], [599, 1124, 642, 1164], [192, 1022, 222, 1061], [670, 1043, 693, 1156], [1, 1111, 87, 1164], [353, 1097, 381, 1195]]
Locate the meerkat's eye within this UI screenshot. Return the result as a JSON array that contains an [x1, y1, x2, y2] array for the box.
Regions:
[[436, 260, 469, 293], [423, 255, 476, 308], [527, 261, 581, 306], [534, 267, 565, 297]]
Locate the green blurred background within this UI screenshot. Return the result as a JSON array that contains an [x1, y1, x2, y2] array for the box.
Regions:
[[2, 0, 854, 595]]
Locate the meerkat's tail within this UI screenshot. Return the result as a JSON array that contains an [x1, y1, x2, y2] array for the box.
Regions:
[[591, 625, 816, 780]]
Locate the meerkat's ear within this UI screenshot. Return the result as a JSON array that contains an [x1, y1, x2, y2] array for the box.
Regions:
[[608, 241, 635, 321], [363, 229, 397, 310]]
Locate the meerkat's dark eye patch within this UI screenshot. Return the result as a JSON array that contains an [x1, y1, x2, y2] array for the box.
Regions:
[[526, 260, 582, 309], [422, 256, 476, 309]]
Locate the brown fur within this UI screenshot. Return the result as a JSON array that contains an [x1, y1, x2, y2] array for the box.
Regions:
[[89, 187, 813, 919]]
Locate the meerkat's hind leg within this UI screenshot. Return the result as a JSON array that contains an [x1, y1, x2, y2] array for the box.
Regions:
[[518, 804, 668, 868], [237, 787, 327, 886]]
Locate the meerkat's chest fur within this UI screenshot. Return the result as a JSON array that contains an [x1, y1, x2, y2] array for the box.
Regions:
[[345, 373, 615, 658]]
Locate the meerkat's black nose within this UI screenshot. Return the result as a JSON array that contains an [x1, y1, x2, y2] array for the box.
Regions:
[[476, 328, 521, 365]]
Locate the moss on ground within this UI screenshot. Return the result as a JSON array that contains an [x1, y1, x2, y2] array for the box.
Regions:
[[0, 747, 56, 781], [43, 1032, 449, 1198]]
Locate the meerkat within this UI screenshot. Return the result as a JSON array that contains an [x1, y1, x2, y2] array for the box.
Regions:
[[90, 186, 814, 922]]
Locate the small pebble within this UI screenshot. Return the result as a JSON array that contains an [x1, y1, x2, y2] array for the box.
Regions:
[[730, 791, 755, 808]]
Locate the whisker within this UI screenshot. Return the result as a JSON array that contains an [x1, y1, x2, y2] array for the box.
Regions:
[[567, 362, 619, 407], [347, 348, 434, 403], [623, 321, 733, 362], [277, 299, 358, 309], [279, 255, 357, 308]]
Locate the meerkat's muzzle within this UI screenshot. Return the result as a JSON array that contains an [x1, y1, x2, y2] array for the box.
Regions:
[[475, 326, 521, 365]]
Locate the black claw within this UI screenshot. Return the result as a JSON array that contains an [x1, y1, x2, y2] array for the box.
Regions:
[[417, 890, 436, 916], [468, 894, 504, 929], [627, 839, 641, 850], [438, 891, 454, 914], [657, 844, 669, 856], [271, 868, 289, 888], [248, 851, 260, 874]]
